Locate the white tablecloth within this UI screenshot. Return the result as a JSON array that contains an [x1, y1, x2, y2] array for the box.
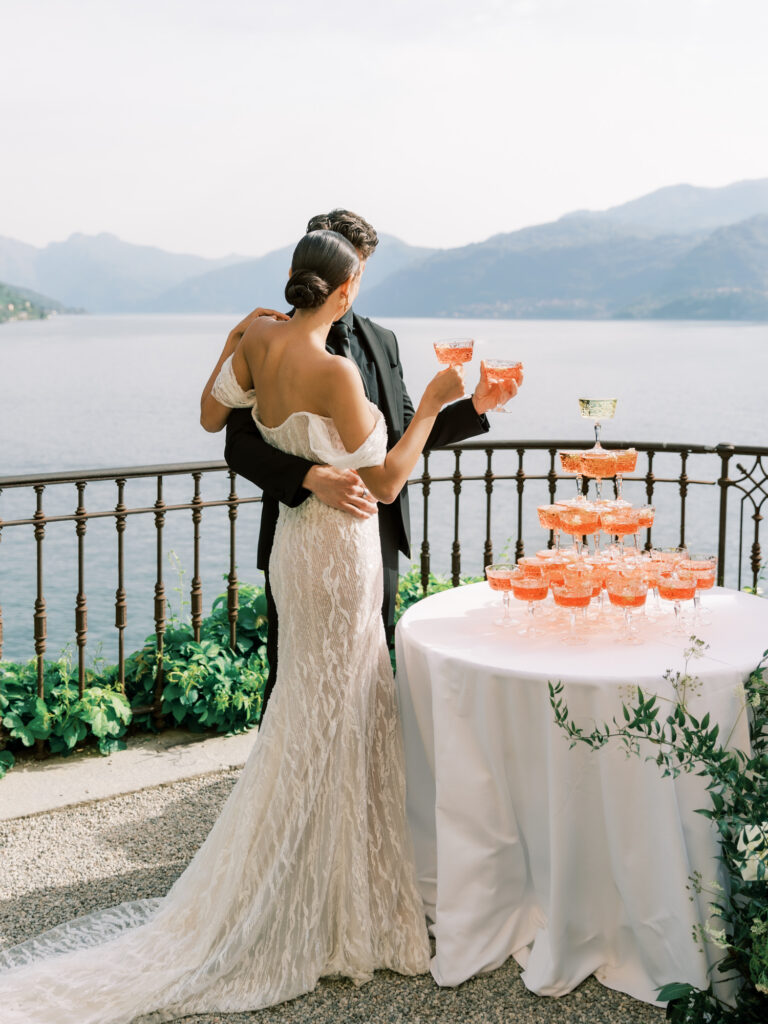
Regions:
[[395, 584, 767, 1003]]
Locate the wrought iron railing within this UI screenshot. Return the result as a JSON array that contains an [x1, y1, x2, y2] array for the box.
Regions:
[[0, 438, 766, 708]]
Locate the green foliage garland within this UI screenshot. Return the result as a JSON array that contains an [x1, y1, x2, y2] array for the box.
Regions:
[[549, 639, 768, 1022]]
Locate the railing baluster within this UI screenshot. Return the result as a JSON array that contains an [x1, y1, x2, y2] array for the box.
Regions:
[[678, 451, 689, 550], [644, 450, 656, 551], [451, 450, 462, 586], [33, 485, 47, 757], [515, 448, 526, 561], [75, 481, 88, 695], [483, 449, 494, 569], [750, 512, 763, 592], [114, 478, 127, 691], [420, 452, 431, 595], [152, 476, 167, 729], [227, 470, 239, 650], [191, 472, 203, 641], [716, 445, 734, 588], [547, 448, 557, 504]]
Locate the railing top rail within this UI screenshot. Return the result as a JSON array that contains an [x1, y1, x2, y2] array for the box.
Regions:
[[0, 440, 765, 490], [0, 460, 231, 489], [440, 439, 763, 456]]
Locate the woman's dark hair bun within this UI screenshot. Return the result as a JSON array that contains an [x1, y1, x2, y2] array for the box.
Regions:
[[285, 270, 331, 309], [285, 229, 360, 310]]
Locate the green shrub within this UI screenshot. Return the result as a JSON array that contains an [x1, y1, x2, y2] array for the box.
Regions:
[[0, 572, 462, 778]]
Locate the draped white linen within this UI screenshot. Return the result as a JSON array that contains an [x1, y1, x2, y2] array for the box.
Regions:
[[395, 584, 766, 1004]]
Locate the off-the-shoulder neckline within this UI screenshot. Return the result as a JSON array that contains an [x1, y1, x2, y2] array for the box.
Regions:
[[252, 400, 379, 433], [252, 409, 334, 433]]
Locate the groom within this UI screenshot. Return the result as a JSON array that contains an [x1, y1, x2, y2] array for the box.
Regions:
[[224, 209, 515, 719]]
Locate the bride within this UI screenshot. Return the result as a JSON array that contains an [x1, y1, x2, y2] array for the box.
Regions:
[[0, 229, 464, 1023]]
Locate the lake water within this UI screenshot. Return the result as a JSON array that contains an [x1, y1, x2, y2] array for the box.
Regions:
[[1, 315, 767, 662]]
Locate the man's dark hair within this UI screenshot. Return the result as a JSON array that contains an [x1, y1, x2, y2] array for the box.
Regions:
[[306, 209, 379, 259]]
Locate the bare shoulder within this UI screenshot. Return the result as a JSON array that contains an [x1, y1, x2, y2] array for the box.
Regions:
[[323, 354, 366, 397], [240, 315, 285, 352]]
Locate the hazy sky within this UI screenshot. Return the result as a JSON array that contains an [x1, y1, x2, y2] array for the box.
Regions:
[[4, 0, 767, 258]]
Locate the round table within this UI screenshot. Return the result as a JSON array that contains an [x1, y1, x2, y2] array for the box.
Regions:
[[395, 583, 767, 1004]]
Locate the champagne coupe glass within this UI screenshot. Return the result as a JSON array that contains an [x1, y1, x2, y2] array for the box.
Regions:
[[511, 574, 549, 637], [687, 554, 717, 626], [481, 359, 523, 413], [606, 572, 648, 644], [635, 505, 655, 548], [559, 450, 586, 500], [557, 503, 601, 556], [517, 557, 547, 579], [552, 580, 592, 645], [580, 449, 618, 501], [579, 398, 618, 448], [537, 504, 563, 550], [651, 547, 690, 572], [599, 507, 640, 558], [434, 338, 474, 366], [658, 571, 697, 633], [640, 553, 663, 618], [613, 448, 637, 502], [485, 563, 515, 627]]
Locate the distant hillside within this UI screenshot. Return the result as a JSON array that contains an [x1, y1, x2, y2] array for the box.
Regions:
[[362, 212, 768, 320], [146, 235, 438, 313], [0, 281, 77, 324], [583, 178, 768, 235], [0, 233, 248, 313], [2, 178, 767, 319]]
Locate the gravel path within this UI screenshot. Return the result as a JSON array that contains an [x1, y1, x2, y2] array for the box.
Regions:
[[0, 770, 665, 1024]]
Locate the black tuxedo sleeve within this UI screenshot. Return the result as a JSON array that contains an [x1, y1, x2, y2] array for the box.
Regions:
[[398, 357, 489, 450], [224, 408, 315, 508]]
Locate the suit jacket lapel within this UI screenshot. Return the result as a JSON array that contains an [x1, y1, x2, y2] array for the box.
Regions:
[[353, 315, 401, 437]]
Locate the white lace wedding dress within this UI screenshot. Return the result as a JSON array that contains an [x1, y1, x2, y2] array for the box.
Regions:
[[0, 356, 430, 1023]]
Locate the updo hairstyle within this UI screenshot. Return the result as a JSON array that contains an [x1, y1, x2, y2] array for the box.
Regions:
[[285, 230, 360, 310]]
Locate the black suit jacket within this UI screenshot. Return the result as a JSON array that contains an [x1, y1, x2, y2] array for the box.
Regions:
[[224, 313, 489, 572]]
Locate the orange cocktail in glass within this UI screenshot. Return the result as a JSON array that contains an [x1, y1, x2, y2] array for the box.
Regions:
[[510, 574, 549, 637], [611, 448, 637, 501], [557, 503, 601, 556], [485, 563, 515, 627], [481, 359, 523, 413], [687, 554, 717, 625], [552, 580, 592, 644], [434, 339, 474, 366], [537, 504, 563, 548], [658, 571, 696, 633], [606, 572, 648, 644], [559, 450, 587, 499]]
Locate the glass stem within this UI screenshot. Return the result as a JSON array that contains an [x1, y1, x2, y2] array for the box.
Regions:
[[502, 592, 512, 625], [527, 602, 536, 636], [617, 474, 623, 501]]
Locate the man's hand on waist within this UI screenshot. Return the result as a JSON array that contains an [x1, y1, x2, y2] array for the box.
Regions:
[[303, 466, 378, 520]]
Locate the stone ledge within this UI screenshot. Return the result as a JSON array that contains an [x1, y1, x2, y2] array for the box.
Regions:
[[0, 728, 257, 821]]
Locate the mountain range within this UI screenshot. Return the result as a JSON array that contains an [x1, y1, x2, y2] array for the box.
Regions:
[[2, 178, 768, 320]]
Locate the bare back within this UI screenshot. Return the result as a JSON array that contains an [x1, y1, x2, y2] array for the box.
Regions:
[[232, 318, 339, 427], [232, 316, 376, 454]]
